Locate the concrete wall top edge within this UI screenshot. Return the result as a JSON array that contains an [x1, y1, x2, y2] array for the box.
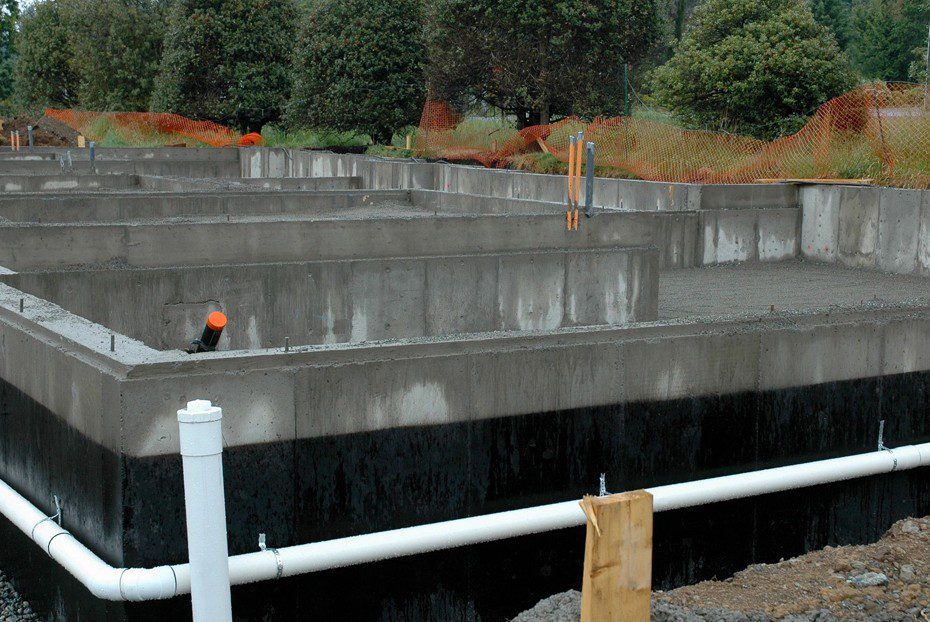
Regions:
[[0, 188, 409, 202], [8, 245, 658, 276], [124, 304, 930, 378], [0, 282, 165, 373]]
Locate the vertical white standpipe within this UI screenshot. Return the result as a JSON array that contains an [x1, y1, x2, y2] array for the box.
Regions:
[[177, 400, 233, 622]]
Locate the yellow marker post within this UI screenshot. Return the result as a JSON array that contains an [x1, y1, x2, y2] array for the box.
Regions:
[[567, 137, 572, 202], [567, 135, 577, 229], [574, 132, 584, 206]]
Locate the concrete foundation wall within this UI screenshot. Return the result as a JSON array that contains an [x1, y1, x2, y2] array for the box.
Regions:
[[0, 174, 142, 193], [7, 271, 930, 459], [0, 211, 668, 270], [1, 158, 240, 178], [3, 248, 659, 350], [3, 147, 240, 162], [238, 149, 802, 267], [800, 185, 930, 275], [0, 189, 412, 223], [240, 148, 800, 212], [118, 306, 930, 456], [0, 206, 798, 270]]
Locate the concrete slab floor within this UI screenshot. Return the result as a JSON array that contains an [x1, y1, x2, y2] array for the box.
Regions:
[[659, 259, 930, 320]]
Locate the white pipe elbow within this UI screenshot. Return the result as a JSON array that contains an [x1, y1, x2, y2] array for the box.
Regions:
[[118, 566, 179, 601]]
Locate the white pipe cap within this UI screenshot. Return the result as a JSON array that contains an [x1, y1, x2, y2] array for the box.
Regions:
[[177, 399, 222, 423]]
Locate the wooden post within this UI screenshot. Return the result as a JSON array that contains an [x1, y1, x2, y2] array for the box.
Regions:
[[405, 134, 411, 151], [580, 490, 653, 622], [78, 135, 86, 149]]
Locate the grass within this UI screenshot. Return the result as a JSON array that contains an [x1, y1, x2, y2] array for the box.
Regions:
[[260, 125, 372, 149], [508, 152, 640, 179], [315, 94, 930, 187], [81, 116, 213, 148]]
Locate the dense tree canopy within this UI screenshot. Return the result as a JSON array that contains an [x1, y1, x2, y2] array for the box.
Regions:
[[152, 0, 297, 131], [850, 0, 930, 81], [808, 0, 852, 49], [0, 0, 17, 102], [425, 0, 662, 127], [652, 0, 855, 139], [288, 0, 425, 142], [60, 0, 165, 111], [13, 0, 77, 108]]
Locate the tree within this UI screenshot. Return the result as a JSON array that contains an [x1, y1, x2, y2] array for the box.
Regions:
[[288, 0, 425, 143], [60, 0, 166, 111], [425, 0, 662, 128], [151, 0, 297, 131], [850, 0, 930, 82], [0, 0, 17, 102], [908, 44, 927, 83], [808, 0, 851, 49], [652, 0, 855, 139], [13, 0, 78, 109]]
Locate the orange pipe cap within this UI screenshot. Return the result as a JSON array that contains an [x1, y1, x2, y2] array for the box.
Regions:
[[206, 311, 227, 331]]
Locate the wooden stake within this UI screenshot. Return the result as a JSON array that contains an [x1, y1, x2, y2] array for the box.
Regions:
[[78, 135, 86, 149], [405, 134, 411, 151], [580, 490, 653, 622]]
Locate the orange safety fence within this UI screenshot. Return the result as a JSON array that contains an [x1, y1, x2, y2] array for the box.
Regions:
[[414, 83, 930, 188], [43, 109, 246, 148]]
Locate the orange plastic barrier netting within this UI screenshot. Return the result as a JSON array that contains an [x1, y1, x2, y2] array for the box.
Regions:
[[44, 109, 246, 148], [414, 83, 930, 188]]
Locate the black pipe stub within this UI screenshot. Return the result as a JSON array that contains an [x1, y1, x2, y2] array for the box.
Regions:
[[187, 311, 227, 354]]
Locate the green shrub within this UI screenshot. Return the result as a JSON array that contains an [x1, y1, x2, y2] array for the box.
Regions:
[[288, 0, 426, 143], [850, 0, 930, 82], [651, 0, 856, 140], [60, 0, 165, 111], [152, 0, 297, 131], [13, 0, 77, 108], [0, 0, 17, 101]]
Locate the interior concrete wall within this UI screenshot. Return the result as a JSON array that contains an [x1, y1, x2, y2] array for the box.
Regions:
[[3, 147, 240, 162], [3, 247, 658, 350], [1, 158, 240, 178], [801, 185, 930, 275], [0, 189, 412, 223], [240, 148, 800, 212], [0, 211, 667, 270], [0, 174, 141, 193]]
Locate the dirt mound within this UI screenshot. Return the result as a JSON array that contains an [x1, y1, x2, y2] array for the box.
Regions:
[[513, 516, 930, 621], [0, 115, 80, 147]]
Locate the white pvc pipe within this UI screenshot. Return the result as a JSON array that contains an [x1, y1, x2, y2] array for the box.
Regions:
[[1, 442, 928, 601], [177, 400, 232, 621]]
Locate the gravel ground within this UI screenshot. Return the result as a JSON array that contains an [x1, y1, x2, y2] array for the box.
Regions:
[[513, 517, 930, 622], [0, 571, 37, 622]]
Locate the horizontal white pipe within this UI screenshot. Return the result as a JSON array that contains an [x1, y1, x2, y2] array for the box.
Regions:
[[2, 443, 928, 601]]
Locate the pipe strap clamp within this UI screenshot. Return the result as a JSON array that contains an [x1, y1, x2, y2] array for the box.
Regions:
[[268, 548, 284, 579], [884, 449, 899, 471]]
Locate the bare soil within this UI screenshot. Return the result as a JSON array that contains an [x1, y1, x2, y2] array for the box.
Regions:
[[513, 516, 930, 621], [0, 115, 79, 147]]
